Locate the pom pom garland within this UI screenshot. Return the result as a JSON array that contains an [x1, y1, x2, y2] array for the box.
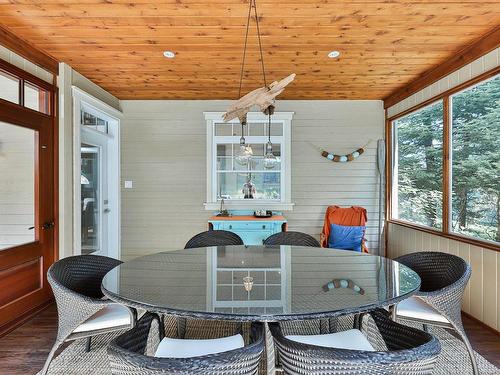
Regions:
[[321, 147, 365, 162]]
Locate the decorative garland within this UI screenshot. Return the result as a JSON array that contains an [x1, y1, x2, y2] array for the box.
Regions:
[[311, 140, 372, 163]]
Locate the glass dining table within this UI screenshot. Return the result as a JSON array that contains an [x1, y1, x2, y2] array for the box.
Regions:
[[102, 245, 420, 374], [102, 245, 420, 320]]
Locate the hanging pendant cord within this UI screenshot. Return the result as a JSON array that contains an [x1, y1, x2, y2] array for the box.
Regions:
[[238, 0, 253, 98], [252, 0, 267, 88], [238, 0, 268, 98], [268, 112, 271, 142]]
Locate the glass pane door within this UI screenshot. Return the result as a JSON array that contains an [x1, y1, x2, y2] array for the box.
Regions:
[[0, 121, 36, 250], [81, 144, 100, 254]]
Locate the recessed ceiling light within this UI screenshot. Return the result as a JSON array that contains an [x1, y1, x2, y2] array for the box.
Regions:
[[328, 50, 341, 58], [163, 51, 175, 58]]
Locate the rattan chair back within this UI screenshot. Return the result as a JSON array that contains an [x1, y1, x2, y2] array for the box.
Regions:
[[263, 231, 320, 247], [184, 230, 244, 249], [108, 313, 265, 375], [269, 309, 440, 375]]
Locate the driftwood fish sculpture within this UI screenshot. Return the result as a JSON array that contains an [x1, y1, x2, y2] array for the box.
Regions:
[[223, 73, 296, 123]]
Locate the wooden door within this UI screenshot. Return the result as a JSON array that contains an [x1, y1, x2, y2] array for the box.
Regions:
[[0, 63, 56, 335]]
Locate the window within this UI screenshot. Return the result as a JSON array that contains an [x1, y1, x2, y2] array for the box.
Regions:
[[24, 81, 50, 114], [81, 106, 109, 134], [0, 67, 51, 114], [450, 75, 499, 243], [0, 69, 20, 104], [205, 112, 293, 210], [389, 71, 499, 248], [391, 101, 444, 229]]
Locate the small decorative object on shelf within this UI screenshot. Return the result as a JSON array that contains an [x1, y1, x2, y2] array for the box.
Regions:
[[254, 210, 273, 218], [216, 197, 230, 217], [242, 175, 256, 199], [312, 140, 372, 163]]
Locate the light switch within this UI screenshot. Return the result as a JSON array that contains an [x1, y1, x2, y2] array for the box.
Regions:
[[124, 180, 133, 189]]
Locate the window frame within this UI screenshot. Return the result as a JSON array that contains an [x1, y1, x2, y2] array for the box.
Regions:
[[0, 59, 54, 116], [386, 67, 500, 252], [204, 111, 294, 211]]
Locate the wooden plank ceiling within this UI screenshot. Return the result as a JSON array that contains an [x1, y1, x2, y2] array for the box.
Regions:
[[0, 0, 498, 100]]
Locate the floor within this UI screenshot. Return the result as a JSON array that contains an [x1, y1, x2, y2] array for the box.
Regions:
[[0, 304, 498, 375]]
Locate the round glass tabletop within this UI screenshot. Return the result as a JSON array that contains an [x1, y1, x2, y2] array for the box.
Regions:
[[102, 245, 420, 321]]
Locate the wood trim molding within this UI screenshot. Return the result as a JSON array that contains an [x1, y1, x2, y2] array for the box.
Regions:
[[0, 298, 54, 338], [0, 58, 55, 92], [386, 66, 500, 122], [387, 220, 500, 253], [0, 24, 58, 75], [462, 311, 500, 337], [384, 26, 500, 109]]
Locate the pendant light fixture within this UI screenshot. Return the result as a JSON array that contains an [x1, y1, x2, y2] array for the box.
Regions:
[[235, 122, 253, 166], [225, 0, 295, 167], [263, 110, 278, 169]]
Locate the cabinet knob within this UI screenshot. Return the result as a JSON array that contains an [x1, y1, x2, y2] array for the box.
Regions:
[[262, 225, 266, 229], [229, 225, 232, 230]]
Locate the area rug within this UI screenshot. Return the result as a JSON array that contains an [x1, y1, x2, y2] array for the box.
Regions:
[[39, 324, 499, 375]]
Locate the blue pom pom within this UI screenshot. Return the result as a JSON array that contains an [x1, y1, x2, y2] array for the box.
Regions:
[[352, 151, 360, 158], [327, 154, 334, 160], [340, 279, 348, 288], [339, 156, 348, 162]]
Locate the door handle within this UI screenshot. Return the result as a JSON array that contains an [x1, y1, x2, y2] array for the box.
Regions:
[[42, 221, 55, 230]]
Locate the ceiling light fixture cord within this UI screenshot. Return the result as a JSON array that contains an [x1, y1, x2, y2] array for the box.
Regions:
[[252, 0, 267, 88], [268, 112, 271, 142], [238, 0, 253, 98]]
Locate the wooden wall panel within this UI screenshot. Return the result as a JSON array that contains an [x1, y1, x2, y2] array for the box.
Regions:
[[0, 1, 498, 99]]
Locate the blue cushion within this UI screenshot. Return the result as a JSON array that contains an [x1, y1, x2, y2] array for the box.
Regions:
[[328, 224, 364, 252]]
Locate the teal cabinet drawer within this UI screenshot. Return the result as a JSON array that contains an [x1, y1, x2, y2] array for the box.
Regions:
[[209, 217, 287, 246], [223, 222, 272, 231]]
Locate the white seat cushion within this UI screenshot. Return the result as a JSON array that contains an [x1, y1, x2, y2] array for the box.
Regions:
[[396, 296, 449, 324], [286, 329, 375, 352], [154, 334, 244, 358], [73, 304, 131, 333]]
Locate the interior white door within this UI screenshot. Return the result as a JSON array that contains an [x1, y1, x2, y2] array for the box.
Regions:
[[80, 127, 109, 256]]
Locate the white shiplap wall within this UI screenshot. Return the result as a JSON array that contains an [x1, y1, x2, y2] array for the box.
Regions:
[[386, 48, 500, 331], [120, 100, 384, 261]]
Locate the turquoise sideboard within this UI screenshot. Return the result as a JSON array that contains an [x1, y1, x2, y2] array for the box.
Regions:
[[208, 214, 287, 245]]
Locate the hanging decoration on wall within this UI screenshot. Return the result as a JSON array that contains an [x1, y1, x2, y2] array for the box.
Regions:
[[311, 140, 372, 163]]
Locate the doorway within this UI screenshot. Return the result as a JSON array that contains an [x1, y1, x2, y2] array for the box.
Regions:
[[73, 88, 121, 259], [0, 62, 56, 334]]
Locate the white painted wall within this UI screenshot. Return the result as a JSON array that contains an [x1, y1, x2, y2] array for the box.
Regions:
[[120, 100, 384, 261], [386, 49, 500, 331]]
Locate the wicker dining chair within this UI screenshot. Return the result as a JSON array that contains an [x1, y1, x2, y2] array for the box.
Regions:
[[41, 255, 136, 375], [263, 231, 320, 247], [108, 312, 265, 375], [270, 309, 441, 375], [393, 251, 478, 374], [184, 230, 244, 249]]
